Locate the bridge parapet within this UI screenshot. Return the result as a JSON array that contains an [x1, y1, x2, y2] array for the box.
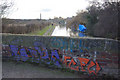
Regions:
[[2, 34, 119, 78]]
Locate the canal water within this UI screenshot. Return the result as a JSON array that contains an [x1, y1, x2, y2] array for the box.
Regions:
[[52, 26, 70, 36]]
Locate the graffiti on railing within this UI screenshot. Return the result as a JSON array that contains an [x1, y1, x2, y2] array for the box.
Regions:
[[63, 56, 101, 75], [2, 41, 101, 75]]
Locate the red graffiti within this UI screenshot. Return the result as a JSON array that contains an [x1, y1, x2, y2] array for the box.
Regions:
[[64, 56, 101, 75], [87, 61, 96, 75], [63, 56, 71, 66], [87, 61, 101, 75], [95, 61, 101, 73], [78, 57, 89, 72], [68, 58, 79, 71]]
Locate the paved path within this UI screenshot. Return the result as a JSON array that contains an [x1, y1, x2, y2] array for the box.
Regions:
[[2, 61, 85, 78]]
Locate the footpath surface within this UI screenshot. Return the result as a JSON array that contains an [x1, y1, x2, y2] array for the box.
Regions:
[[2, 61, 84, 78]]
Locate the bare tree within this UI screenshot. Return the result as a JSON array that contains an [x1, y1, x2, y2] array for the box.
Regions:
[[0, 0, 14, 18]]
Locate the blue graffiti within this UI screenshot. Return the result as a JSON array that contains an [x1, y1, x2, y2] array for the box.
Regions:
[[9, 41, 63, 66], [10, 45, 20, 61], [51, 50, 61, 67], [27, 48, 39, 62], [19, 48, 29, 61]]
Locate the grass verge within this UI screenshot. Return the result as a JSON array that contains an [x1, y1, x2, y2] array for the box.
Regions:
[[29, 25, 53, 36], [47, 25, 55, 35]]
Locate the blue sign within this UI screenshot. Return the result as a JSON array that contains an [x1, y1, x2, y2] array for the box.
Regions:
[[79, 24, 86, 32]]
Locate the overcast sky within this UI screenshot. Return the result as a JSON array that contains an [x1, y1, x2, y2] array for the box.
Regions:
[[8, 0, 90, 19]]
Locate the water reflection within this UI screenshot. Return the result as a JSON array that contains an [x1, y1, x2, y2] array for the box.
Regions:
[[52, 26, 70, 36]]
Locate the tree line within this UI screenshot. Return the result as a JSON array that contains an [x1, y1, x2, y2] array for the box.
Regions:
[[66, 1, 119, 40], [2, 19, 51, 34]]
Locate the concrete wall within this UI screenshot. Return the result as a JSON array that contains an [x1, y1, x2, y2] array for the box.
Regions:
[[2, 34, 119, 78]]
